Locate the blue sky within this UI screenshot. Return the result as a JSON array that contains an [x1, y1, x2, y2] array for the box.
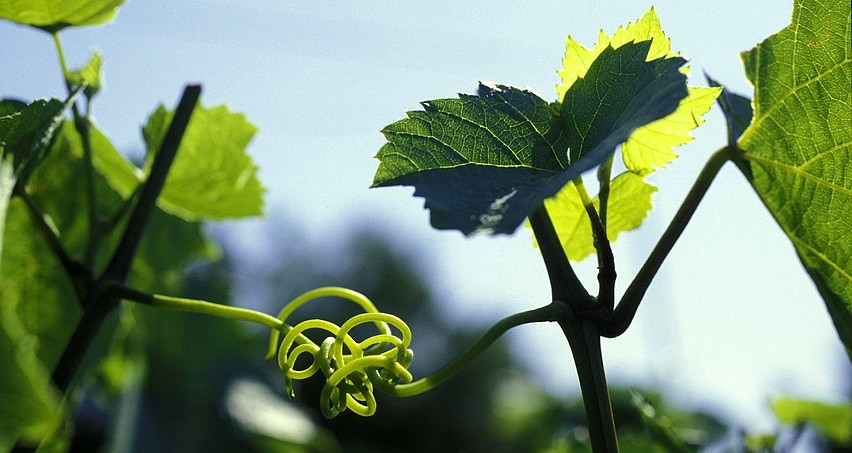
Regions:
[[2, 0, 849, 431]]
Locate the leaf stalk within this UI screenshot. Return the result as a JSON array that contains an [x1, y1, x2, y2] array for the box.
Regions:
[[603, 146, 739, 337]]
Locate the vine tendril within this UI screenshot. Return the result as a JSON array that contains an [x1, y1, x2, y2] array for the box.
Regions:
[[267, 287, 414, 418], [114, 284, 565, 419], [266, 287, 566, 418]]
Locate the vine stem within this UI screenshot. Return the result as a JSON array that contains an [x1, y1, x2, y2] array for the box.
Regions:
[[602, 146, 739, 337], [52, 33, 100, 269], [573, 178, 616, 310], [528, 205, 617, 452], [50, 85, 201, 394], [559, 309, 618, 452]]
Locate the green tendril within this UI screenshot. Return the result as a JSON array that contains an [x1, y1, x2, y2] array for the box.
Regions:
[[267, 287, 566, 419], [267, 287, 414, 418], [115, 284, 561, 419]]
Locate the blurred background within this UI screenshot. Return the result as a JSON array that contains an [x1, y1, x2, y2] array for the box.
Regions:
[[2, 0, 850, 451]]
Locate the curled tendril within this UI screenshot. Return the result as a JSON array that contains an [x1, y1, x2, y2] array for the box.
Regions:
[[266, 287, 414, 418]]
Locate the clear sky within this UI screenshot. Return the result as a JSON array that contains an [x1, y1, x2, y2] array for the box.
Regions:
[[2, 0, 849, 432]]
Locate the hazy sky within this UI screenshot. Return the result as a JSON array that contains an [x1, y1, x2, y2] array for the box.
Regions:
[[2, 0, 849, 431]]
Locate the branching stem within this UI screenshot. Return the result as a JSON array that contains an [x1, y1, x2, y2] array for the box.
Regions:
[[529, 203, 617, 452], [603, 146, 740, 337], [559, 308, 618, 452], [52, 33, 100, 269], [528, 206, 593, 308], [17, 190, 90, 299], [49, 85, 201, 395]]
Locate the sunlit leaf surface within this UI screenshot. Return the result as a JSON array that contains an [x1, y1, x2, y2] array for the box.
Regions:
[[738, 0, 851, 350], [0, 0, 124, 32], [142, 104, 265, 221], [557, 7, 720, 174], [543, 173, 656, 261], [374, 41, 687, 235]]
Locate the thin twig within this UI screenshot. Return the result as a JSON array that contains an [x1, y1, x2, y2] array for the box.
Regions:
[[573, 179, 616, 311], [602, 146, 738, 337]]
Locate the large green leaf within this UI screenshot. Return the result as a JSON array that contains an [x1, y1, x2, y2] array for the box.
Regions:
[[373, 41, 688, 235], [142, 104, 265, 221], [0, 155, 59, 447], [0, 159, 64, 446], [737, 0, 852, 350], [0, 0, 124, 32], [52, 120, 141, 200], [0, 298, 61, 447]]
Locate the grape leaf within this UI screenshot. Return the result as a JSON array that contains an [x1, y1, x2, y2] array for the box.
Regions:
[[373, 41, 688, 235], [142, 104, 265, 221], [0, 196, 71, 446], [0, 301, 61, 447], [771, 397, 852, 445], [542, 173, 656, 261], [705, 73, 753, 145], [539, 8, 718, 260], [52, 120, 141, 199], [557, 7, 721, 174], [67, 51, 103, 99], [0, 157, 59, 447], [0, 99, 26, 116], [0, 93, 78, 184], [0, 0, 124, 32], [737, 0, 851, 350], [0, 111, 146, 446]]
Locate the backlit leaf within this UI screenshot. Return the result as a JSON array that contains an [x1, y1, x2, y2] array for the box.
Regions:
[[771, 397, 852, 445], [142, 104, 265, 221], [0, 156, 60, 447], [621, 86, 720, 175], [0, 0, 125, 32], [0, 300, 61, 447], [737, 0, 852, 350], [373, 41, 687, 235], [557, 8, 720, 174], [541, 9, 717, 259], [67, 51, 103, 99], [556, 7, 674, 100], [0, 193, 71, 445], [0, 93, 78, 184], [52, 120, 141, 199], [543, 172, 656, 261]]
